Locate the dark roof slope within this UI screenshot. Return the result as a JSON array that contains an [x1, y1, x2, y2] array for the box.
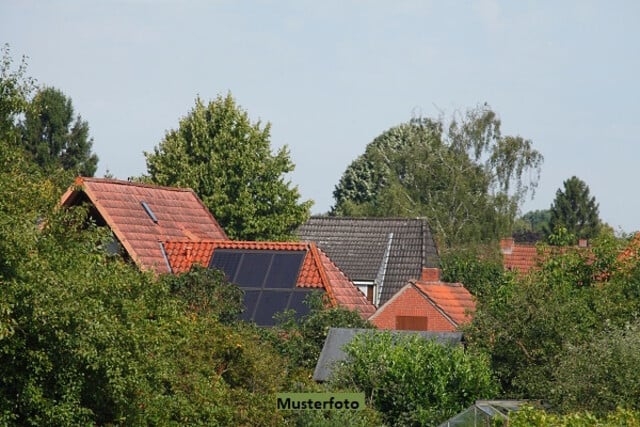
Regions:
[[297, 217, 439, 304], [313, 327, 462, 382]]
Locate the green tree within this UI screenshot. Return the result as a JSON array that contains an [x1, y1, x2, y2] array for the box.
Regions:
[[548, 176, 601, 242], [0, 150, 298, 425], [332, 105, 543, 246], [331, 332, 497, 427], [144, 93, 312, 241], [464, 233, 640, 406], [21, 86, 98, 176], [0, 44, 35, 143], [512, 209, 551, 242], [266, 292, 373, 370]]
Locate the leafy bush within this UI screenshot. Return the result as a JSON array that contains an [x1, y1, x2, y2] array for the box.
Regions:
[[266, 292, 373, 370], [330, 332, 497, 427], [507, 406, 640, 427]]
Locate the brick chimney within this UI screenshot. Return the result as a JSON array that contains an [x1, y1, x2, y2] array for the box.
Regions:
[[500, 238, 514, 254], [578, 239, 588, 248], [421, 267, 441, 282]]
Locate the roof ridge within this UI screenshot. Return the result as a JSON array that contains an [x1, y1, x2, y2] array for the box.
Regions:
[[75, 176, 198, 193], [309, 216, 427, 222]]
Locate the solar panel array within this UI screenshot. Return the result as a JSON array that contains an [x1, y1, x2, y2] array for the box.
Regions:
[[209, 249, 318, 326]]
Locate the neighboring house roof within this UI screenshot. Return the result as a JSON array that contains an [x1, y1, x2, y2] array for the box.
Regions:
[[313, 327, 463, 382], [60, 177, 227, 273], [369, 268, 476, 331], [162, 240, 376, 321], [500, 237, 591, 275], [500, 238, 541, 274], [296, 217, 439, 305]]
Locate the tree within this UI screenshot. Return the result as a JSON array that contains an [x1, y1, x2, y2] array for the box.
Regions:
[[21, 86, 98, 176], [512, 209, 551, 242], [0, 44, 35, 144], [464, 232, 640, 406], [332, 104, 543, 246], [0, 157, 297, 425], [331, 332, 497, 426], [548, 176, 601, 242], [144, 93, 312, 241]]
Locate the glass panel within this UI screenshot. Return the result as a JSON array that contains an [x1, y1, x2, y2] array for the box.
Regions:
[[288, 290, 316, 317], [254, 290, 292, 326], [241, 290, 261, 322], [235, 252, 272, 288], [209, 251, 242, 281], [266, 252, 305, 288]]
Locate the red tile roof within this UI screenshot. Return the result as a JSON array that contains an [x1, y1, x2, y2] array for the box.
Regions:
[[163, 240, 376, 319], [369, 268, 476, 331], [501, 238, 543, 274], [414, 281, 476, 327], [60, 177, 227, 273]]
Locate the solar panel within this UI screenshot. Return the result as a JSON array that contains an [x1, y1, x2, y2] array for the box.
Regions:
[[234, 252, 272, 288], [209, 251, 242, 281], [266, 252, 305, 288], [241, 290, 261, 322], [254, 290, 292, 326], [208, 249, 319, 325], [288, 290, 316, 317]]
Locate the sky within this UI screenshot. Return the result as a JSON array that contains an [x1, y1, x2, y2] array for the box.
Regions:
[[2, 0, 639, 232]]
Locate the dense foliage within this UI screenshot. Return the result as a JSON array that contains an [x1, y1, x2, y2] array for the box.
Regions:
[[144, 93, 312, 241], [21, 86, 98, 176], [331, 105, 543, 246], [465, 233, 640, 414], [266, 292, 373, 370], [331, 332, 498, 427], [507, 406, 640, 427], [548, 176, 601, 242]]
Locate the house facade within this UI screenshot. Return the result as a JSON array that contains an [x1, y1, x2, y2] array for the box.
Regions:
[[369, 268, 475, 332]]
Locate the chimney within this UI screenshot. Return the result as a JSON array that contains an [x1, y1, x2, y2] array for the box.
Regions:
[[421, 267, 441, 282], [578, 239, 588, 248], [500, 237, 514, 254]]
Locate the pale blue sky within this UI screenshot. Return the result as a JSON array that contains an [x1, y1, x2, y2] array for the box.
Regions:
[[2, 1, 639, 232]]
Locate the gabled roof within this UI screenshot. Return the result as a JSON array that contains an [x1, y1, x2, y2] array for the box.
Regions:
[[414, 281, 476, 327], [60, 177, 227, 273], [313, 327, 463, 382], [162, 240, 376, 319], [369, 268, 476, 329], [296, 217, 439, 305]]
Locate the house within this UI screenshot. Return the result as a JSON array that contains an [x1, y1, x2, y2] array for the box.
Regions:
[[369, 268, 476, 332], [60, 177, 228, 273], [313, 327, 463, 382], [500, 237, 590, 274], [296, 217, 439, 306], [162, 240, 376, 325]]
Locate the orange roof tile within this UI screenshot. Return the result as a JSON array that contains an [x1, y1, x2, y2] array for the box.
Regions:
[[163, 239, 376, 319], [414, 281, 476, 326], [502, 244, 541, 274], [60, 177, 227, 273]]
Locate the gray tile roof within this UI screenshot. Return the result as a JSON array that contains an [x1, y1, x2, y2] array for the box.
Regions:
[[313, 328, 463, 382], [296, 217, 439, 304]]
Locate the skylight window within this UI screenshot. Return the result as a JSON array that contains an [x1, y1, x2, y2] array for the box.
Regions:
[[140, 201, 158, 223]]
